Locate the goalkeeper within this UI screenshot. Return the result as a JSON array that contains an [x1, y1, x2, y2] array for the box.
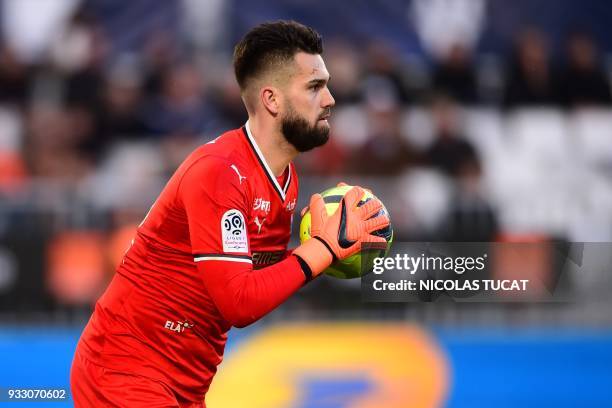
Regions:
[[70, 20, 389, 407]]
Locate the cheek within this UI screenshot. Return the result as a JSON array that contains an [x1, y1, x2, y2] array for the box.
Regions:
[[312, 92, 324, 108], [293, 95, 319, 118], [297, 93, 317, 111], [310, 93, 324, 112], [287, 84, 321, 108]]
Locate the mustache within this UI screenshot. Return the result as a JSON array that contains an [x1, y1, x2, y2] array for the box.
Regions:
[[318, 109, 331, 120]]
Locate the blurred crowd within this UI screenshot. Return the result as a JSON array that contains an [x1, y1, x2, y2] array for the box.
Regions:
[[0, 8, 610, 190], [1, 4, 612, 312]]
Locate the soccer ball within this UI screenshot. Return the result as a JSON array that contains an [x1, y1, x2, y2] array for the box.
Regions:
[[299, 185, 393, 279]]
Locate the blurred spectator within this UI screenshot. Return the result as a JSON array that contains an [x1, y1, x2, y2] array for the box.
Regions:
[[424, 96, 498, 241], [45, 7, 110, 164], [560, 30, 612, 108], [432, 43, 478, 104], [49, 8, 108, 110], [0, 42, 32, 106], [362, 41, 413, 105], [141, 31, 181, 99], [441, 162, 499, 242], [0, 151, 26, 193], [424, 95, 479, 177], [142, 62, 220, 138], [210, 70, 248, 130], [503, 28, 561, 108], [23, 104, 94, 182], [97, 56, 148, 143], [349, 104, 415, 176], [325, 40, 363, 105], [0, 108, 26, 193], [66, 105, 100, 163]]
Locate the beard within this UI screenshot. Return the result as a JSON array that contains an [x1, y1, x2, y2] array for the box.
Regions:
[[281, 105, 330, 152]]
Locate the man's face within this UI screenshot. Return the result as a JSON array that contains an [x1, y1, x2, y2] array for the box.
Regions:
[[280, 52, 335, 152]]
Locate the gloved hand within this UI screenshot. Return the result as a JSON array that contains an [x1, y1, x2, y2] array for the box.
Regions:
[[336, 181, 370, 192], [293, 186, 389, 278], [299, 182, 371, 217]]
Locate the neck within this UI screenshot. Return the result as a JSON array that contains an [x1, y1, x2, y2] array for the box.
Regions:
[[246, 116, 298, 177]]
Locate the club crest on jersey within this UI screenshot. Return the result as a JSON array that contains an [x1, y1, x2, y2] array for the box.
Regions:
[[253, 197, 271, 214], [221, 209, 248, 253]]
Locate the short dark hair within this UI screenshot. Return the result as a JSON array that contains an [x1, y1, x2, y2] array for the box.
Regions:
[[233, 20, 323, 90]]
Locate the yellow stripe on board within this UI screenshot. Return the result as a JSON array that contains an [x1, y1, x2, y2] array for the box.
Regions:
[[206, 323, 449, 408]]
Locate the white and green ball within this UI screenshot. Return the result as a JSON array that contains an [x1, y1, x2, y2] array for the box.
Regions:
[[299, 185, 393, 279]]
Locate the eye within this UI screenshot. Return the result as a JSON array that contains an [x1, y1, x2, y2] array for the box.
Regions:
[[309, 82, 324, 91]]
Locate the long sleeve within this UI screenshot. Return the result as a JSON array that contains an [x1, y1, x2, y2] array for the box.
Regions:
[[197, 255, 305, 327]]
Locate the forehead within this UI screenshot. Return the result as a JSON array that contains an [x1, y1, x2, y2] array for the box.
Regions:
[[291, 52, 329, 81]]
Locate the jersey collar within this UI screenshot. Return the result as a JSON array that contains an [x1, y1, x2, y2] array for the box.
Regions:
[[243, 121, 291, 202]]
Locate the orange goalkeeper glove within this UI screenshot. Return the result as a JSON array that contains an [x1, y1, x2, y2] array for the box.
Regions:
[[293, 186, 390, 279]]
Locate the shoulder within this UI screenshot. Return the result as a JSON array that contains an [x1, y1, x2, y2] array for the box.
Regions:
[[179, 154, 249, 194], [180, 128, 253, 182], [178, 152, 253, 210]]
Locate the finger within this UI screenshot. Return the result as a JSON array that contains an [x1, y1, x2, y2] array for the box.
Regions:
[[364, 214, 390, 233], [361, 234, 388, 246], [342, 186, 364, 209], [357, 198, 383, 220], [309, 193, 327, 230], [347, 183, 371, 194], [310, 193, 325, 214], [300, 205, 309, 217]]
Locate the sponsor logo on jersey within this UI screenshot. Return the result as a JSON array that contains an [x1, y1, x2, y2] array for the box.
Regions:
[[221, 209, 248, 253], [286, 198, 296, 212], [164, 320, 194, 333], [252, 250, 285, 267], [253, 197, 271, 214]]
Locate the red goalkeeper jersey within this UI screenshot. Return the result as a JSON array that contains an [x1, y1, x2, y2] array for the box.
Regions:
[[75, 123, 306, 403]]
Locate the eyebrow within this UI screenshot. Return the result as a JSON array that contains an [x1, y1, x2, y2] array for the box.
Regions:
[[307, 76, 330, 87]]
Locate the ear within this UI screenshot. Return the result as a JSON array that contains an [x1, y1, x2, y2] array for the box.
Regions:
[[260, 86, 281, 116]]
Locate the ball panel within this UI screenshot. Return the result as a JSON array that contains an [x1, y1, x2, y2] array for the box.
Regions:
[[299, 211, 312, 243]]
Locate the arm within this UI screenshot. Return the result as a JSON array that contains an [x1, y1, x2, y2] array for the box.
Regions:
[[195, 256, 305, 328], [180, 158, 308, 328]]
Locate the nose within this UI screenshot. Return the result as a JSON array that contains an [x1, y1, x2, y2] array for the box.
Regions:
[[322, 86, 335, 109]]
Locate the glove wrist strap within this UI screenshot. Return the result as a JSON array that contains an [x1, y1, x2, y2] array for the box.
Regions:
[[313, 236, 338, 263]]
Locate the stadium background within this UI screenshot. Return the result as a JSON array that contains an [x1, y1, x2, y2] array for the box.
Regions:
[[1, 0, 612, 406]]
